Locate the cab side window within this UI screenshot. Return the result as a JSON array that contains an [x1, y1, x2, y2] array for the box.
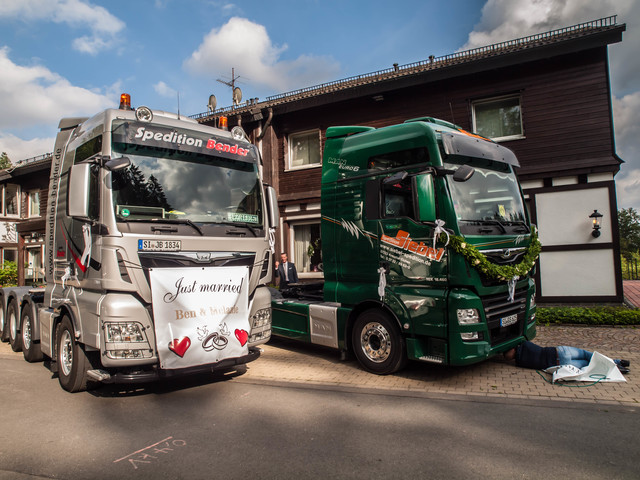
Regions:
[[383, 178, 414, 219]]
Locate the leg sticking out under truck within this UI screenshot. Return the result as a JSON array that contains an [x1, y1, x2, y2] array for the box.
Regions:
[[1, 94, 278, 392], [271, 117, 540, 375]]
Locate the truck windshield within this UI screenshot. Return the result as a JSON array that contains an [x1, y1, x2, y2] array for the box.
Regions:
[[110, 144, 263, 227], [444, 159, 528, 235]]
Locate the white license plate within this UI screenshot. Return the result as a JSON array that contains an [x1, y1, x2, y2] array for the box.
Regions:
[[138, 240, 182, 252], [500, 314, 518, 327]]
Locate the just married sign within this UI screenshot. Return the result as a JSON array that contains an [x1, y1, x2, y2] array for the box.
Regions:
[[149, 266, 250, 369]]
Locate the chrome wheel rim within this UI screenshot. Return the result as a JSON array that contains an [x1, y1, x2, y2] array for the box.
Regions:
[[60, 330, 73, 376], [22, 315, 31, 349], [359, 321, 392, 363]]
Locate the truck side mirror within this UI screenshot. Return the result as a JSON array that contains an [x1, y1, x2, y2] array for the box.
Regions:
[[415, 174, 436, 222], [105, 156, 131, 171], [453, 165, 475, 182], [265, 185, 279, 228], [67, 163, 91, 218]]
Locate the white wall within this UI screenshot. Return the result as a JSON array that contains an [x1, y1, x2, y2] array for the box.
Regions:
[[539, 250, 616, 296], [534, 185, 615, 299], [536, 187, 611, 245]]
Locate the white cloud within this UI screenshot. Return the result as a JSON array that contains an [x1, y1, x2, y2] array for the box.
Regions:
[[613, 92, 640, 209], [461, 0, 634, 50], [0, 133, 54, 163], [465, 0, 640, 211], [0, 47, 114, 160], [184, 17, 340, 94], [0, 47, 114, 129], [0, 0, 125, 55], [154, 81, 177, 98]]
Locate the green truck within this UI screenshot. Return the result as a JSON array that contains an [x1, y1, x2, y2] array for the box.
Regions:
[[271, 117, 541, 375]]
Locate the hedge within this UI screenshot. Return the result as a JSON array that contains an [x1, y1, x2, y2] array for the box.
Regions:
[[0, 261, 17, 287], [537, 306, 640, 326]]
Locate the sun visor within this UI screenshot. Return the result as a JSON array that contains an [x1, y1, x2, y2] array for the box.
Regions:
[[441, 131, 519, 167]]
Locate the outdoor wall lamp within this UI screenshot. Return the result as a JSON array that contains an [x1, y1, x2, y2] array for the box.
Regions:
[[589, 209, 603, 237]]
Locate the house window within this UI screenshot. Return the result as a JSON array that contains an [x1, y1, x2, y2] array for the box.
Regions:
[[472, 95, 524, 141], [28, 191, 41, 217], [2, 184, 20, 217], [2, 248, 17, 263], [291, 222, 322, 274], [287, 130, 321, 170]]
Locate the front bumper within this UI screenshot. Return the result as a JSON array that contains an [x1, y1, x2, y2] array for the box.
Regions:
[[87, 346, 261, 384]]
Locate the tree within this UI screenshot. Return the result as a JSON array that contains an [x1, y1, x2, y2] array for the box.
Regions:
[[618, 208, 640, 258], [0, 152, 11, 170]]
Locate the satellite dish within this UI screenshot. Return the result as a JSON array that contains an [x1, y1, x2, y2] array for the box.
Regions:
[[208, 94, 217, 112], [233, 87, 242, 105]]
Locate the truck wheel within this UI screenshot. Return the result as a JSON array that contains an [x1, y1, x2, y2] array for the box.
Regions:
[[56, 316, 90, 392], [21, 305, 43, 363], [7, 299, 22, 352], [352, 309, 407, 375]]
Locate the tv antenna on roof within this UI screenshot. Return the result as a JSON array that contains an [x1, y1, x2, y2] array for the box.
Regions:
[[217, 68, 243, 107]]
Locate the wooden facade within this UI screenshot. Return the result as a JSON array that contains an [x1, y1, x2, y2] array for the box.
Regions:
[[0, 156, 50, 286], [198, 17, 626, 303]]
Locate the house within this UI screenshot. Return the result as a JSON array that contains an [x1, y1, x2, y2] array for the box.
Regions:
[[0, 154, 51, 286], [195, 16, 626, 304]]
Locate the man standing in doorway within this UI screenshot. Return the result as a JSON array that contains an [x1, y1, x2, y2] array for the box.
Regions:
[[275, 252, 298, 289]]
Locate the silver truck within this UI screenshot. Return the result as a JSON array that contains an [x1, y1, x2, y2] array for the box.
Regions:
[[1, 94, 278, 392]]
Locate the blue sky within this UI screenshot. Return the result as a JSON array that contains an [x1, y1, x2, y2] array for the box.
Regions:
[[1, 0, 639, 210]]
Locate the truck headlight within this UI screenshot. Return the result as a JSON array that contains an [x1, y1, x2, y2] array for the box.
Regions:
[[105, 322, 145, 342], [250, 308, 271, 329], [461, 332, 480, 341], [103, 322, 153, 359], [249, 308, 271, 344], [457, 308, 480, 325]]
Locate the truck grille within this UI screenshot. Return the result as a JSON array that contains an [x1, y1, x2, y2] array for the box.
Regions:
[[138, 252, 255, 284], [481, 286, 527, 346]]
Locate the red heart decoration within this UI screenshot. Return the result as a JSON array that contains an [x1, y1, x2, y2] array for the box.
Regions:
[[234, 329, 248, 346], [168, 337, 191, 357]]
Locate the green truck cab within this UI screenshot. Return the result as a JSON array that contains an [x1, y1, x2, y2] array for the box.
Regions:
[[272, 117, 540, 374]]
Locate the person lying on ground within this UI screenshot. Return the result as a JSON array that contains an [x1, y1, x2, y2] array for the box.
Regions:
[[504, 341, 630, 373]]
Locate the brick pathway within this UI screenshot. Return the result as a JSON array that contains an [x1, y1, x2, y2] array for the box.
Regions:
[[241, 325, 640, 407]]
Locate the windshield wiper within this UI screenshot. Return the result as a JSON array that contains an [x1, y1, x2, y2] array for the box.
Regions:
[[459, 219, 507, 234], [123, 218, 204, 236], [212, 220, 260, 237]]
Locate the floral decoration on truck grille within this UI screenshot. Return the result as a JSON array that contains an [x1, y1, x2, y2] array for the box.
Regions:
[[445, 229, 542, 281]]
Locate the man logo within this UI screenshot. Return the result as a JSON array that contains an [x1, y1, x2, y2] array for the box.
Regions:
[[196, 252, 211, 262]]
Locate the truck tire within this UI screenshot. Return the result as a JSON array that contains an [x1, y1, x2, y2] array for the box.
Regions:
[[21, 305, 43, 363], [0, 302, 7, 342], [352, 309, 407, 375], [56, 316, 91, 392], [7, 299, 22, 352]]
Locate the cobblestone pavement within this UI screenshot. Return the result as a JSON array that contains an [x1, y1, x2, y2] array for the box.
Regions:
[[239, 325, 640, 407]]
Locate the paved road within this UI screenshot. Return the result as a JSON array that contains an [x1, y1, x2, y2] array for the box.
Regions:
[[0, 342, 639, 480]]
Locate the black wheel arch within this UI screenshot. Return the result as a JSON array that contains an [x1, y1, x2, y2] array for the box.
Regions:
[[51, 305, 81, 361]]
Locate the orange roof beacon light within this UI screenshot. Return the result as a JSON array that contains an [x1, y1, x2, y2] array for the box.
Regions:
[[218, 116, 228, 130], [119, 93, 132, 110]]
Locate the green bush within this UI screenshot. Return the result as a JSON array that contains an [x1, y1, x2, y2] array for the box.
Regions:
[[0, 261, 18, 287], [537, 306, 640, 326]]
